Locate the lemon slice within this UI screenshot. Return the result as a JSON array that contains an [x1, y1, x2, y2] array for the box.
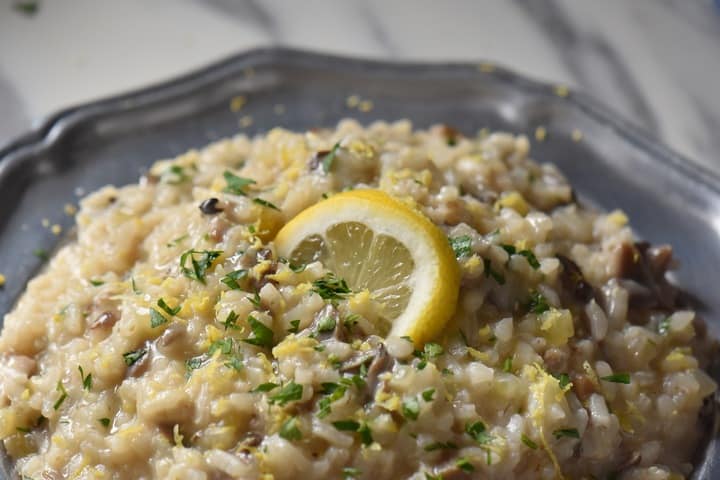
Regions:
[[274, 189, 460, 345]]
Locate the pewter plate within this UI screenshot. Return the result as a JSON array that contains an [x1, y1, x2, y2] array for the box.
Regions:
[[0, 48, 718, 478]]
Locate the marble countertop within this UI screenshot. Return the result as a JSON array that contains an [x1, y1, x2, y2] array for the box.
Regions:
[[1, 0, 720, 173]]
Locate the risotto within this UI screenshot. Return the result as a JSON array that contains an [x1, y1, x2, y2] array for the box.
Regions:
[[0, 119, 716, 480]]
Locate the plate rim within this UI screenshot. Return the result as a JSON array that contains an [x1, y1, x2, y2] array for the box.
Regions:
[[1, 47, 719, 197]]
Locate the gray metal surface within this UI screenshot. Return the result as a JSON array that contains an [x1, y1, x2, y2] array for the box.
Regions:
[[0, 47, 718, 478]]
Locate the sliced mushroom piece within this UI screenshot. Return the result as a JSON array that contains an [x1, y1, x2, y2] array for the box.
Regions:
[[558, 254, 594, 302], [90, 311, 117, 330]]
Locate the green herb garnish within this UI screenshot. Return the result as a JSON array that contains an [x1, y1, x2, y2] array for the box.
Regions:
[[658, 317, 671, 335], [422, 388, 435, 402], [78, 366, 92, 391], [287, 319, 301, 334], [312, 274, 351, 300], [252, 382, 279, 393], [122, 348, 147, 367], [279, 417, 302, 441], [600, 373, 630, 384], [552, 428, 580, 439], [268, 381, 303, 405], [342, 467, 361, 479], [317, 314, 337, 333], [423, 441, 458, 451], [521, 433, 538, 449], [89, 279, 104, 286], [332, 419, 360, 431], [223, 171, 256, 195], [157, 298, 181, 316], [527, 291, 550, 314], [321, 143, 341, 174], [163, 165, 189, 184], [502, 357, 513, 372], [99, 418, 111, 428], [222, 310, 240, 330], [449, 235, 472, 259], [221, 269, 247, 290], [243, 315, 274, 348], [253, 198, 280, 210], [53, 381, 68, 410], [456, 457, 474, 472], [465, 421, 492, 444], [179, 249, 223, 283], [33, 248, 49, 261], [149, 308, 168, 328], [414, 342, 444, 370], [402, 397, 420, 420], [554, 373, 571, 389]]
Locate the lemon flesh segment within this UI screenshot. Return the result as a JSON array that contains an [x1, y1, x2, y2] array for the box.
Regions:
[[273, 189, 460, 345]]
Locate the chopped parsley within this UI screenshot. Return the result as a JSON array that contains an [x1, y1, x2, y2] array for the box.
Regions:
[[317, 382, 349, 418], [221, 310, 240, 330], [287, 319, 301, 334], [268, 381, 303, 406], [449, 235, 472, 259], [157, 298, 181, 316], [179, 249, 223, 283], [500, 244, 540, 269], [422, 388, 435, 402], [600, 373, 631, 384], [332, 419, 360, 431], [78, 366, 92, 391], [554, 373, 572, 389], [456, 457, 474, 472], [279, 417, 302, 441], [423, 441, 458, 452], [342, 467, 362, 479], [33, 248, 49, 261], [220, 269, 247, 290], [163, 165, 189, 184], [252, 382, 279, 393], [332, 420, 372, 445], [658, 317, 671, 335], [424, 473, 443, 480], [253, 198, 280, 210], [289, 262, 307, 273], [131, 277, 141, 294], [223, 171, 256, 195], [312, 274, 351, 300], [243, 315, 274, 348], [521, 433, 538, 449], [317, 314, 337, 333], [99, 418, 111, 428], [208, 337, 234, 356], [89, 279, 104, 286], [502, 357, 513, 372], [185, 356, 205, 372], [149, 308, 168, 328], [465, 421, 492, 444], [552, 428, 580, 439], [482, 258, 506, 284], [166, 234, 189, 248], [402, 397, 420, 420], [527, 291, 550, 314], [414, 342, 444, 370], [321, 142, 341, 174], [122, 348, 147, 367], [53, 381, 68, 410], [16, 426, 30, 433], [248, 291, 262, 308]]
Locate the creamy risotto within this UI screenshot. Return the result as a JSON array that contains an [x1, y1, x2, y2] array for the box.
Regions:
[[0, 120, 716, 480]]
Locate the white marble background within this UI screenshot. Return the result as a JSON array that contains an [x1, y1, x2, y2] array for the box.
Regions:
[[1, 0, 720, 172]]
